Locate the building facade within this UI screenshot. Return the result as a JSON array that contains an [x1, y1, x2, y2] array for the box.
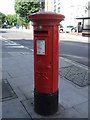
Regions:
[[51, 0, 61, 13], [45, 0, 52, 11], [44, 0, 90, 27], [45, 0, 61, 13]]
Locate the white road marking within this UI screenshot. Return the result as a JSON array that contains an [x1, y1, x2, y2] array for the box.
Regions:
[[1, 36, 29, 49]]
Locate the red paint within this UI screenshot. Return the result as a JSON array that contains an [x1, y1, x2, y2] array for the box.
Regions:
[[28, 12, 65, 94]]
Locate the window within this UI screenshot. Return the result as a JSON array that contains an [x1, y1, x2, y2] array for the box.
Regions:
[[58, 3, 60, 7], [58, 7, 60, 13], [54, 0, 56, 4], [54, 5, 56, 12], [84, 19, 90, 29], [54, 9, 56, 12]]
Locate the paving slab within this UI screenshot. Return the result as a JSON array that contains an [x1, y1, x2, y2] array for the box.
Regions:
[[1, 79, 17, 101], [12, 83, 34, 101], [22, 98, 87, 118], [73, 101, 88, 118], [7, 67, 31, 78], [2, 50, 89, 118], [59, 77, 88, 109], [2, 53, 34, 78], [2, 99, 30, 118], [59, 57, 72, 68], [59, 76, 88, 99], [21, 76, 88, 118], [58, 107, 84, 118], [76, 86, 88, 98], [8, 75, 34, 89], [2, 71, 12, 80], [2, 52, 33, 63], [22, 98, 65, 119]]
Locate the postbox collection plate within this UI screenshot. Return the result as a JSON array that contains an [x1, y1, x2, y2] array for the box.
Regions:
[[37, 40, 45, 55]]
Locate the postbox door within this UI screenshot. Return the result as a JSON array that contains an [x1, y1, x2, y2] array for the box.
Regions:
[[34, 32, 52, 94]]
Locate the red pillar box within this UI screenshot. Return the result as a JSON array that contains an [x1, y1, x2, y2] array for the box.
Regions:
[[28, 12, 65, 115]]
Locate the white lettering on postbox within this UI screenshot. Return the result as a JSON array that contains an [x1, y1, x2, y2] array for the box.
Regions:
[[37, 40, 45, 55]]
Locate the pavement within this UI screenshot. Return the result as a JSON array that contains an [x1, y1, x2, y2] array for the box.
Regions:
[[1, 28, 89, 43], [16, 28, 89, 43], [59, 33, 89, 43], [1, 51, 89, 119], [0, 29, 89, 119]]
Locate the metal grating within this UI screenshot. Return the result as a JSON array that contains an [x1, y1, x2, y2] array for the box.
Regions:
[[59, 65, 89, 87]]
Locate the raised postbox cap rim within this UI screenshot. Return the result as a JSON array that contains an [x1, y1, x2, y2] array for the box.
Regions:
[[28, 12, 65, 22]]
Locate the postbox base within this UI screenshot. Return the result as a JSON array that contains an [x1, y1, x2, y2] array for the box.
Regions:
[[34, 90, 58, 116]]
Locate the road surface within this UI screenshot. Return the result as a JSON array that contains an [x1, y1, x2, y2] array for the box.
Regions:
[[1, 29, 89, 67]]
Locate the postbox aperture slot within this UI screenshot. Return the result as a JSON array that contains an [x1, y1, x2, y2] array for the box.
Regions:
[[37, 40, 45, 55], [34, 31, 48, 35]]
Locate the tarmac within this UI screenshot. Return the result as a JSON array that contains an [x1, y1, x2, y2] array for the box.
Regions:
[[0, 28, 89, 119]]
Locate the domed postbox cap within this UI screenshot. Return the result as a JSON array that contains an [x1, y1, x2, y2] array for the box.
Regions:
[[28, 12, 65, 25]]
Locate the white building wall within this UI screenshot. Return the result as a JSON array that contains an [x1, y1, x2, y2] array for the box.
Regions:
[[51, 0, 61, 13], [60, 0, 90, 26], [45, 0, 90, 26], [45, 0, 52, 11]]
